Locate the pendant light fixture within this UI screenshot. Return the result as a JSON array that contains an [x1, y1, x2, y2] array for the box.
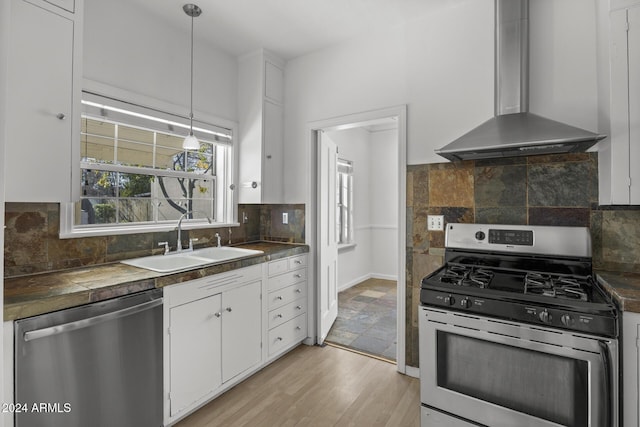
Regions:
[[182, 3, 202, 150]]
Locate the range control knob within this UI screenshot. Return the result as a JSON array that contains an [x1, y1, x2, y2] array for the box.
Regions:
[[539, 309, 551, 323], [444, 295, 456, 306], [460, 298, 472, 309], [475, 231, 486, 241], [561, 314, 574, 327]]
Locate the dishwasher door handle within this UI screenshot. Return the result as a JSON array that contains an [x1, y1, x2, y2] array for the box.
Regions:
[[23, 298, 163, 342]]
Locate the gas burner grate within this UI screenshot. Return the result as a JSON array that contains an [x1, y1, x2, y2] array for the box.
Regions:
[[440, 266, 493, 288], [524, 273, 588, 301]]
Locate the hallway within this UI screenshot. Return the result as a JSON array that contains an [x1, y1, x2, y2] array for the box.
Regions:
[[325, 278, 397, 361]]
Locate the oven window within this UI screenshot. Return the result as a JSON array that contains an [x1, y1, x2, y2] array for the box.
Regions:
[[436, 331, 588, 427]]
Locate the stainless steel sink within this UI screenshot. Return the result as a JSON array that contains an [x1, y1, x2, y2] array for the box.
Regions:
[[121, 247, 263, 273]]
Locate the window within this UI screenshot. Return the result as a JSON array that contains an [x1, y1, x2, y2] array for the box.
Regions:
[[61, 92, 235, 237], [337, 158, 354, 245]]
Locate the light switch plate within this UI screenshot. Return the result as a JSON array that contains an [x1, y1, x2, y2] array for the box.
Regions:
[[427, 215, 444, 231], [282, 212, 288, 224]]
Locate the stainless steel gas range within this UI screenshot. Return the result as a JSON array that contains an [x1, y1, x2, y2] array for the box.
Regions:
[[419, 223, 618, 427]]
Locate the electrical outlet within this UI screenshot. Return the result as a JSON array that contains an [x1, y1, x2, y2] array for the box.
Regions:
[[282, 212, 288, 224], [427, 215, 445, 231]]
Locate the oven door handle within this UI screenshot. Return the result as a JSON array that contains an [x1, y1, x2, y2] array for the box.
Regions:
[[598, 340, 613, 427]]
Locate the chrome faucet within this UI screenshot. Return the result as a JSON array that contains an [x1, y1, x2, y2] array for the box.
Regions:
[[215, 233, 221, 247], [176, 210, 212, 252]]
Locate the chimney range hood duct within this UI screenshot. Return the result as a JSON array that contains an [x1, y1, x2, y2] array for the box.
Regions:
[[435, 0, 605, 162]]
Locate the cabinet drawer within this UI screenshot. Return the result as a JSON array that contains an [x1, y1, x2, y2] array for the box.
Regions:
[[267, 268, 306, 292], [268, 259, 288, 277], [288, 255, 307, 270], [268, 298, 306, 329], [165, 264, 262, 307], [268, 314, 307, 356], [268, 283, 306, 310]]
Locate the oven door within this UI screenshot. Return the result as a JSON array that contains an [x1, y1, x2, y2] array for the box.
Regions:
[[419, 306, 618, 427]]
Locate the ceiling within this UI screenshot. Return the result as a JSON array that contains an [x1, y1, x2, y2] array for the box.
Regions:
[[128, 0, 451, 60]]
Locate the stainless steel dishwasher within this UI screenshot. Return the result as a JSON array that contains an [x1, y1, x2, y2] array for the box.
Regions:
[[15, 288, 163, 427]]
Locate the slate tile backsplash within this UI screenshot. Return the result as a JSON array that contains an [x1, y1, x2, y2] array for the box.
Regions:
[[405, 152, 640, 366], [4, 203, 305, 278]]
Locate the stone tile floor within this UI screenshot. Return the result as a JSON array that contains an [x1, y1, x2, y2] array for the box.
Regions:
[[325, 278, 397, 362]]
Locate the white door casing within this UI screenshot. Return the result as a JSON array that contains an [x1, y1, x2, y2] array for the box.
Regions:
[[307, 105, 408, 374], [317, 131, 338, 344]]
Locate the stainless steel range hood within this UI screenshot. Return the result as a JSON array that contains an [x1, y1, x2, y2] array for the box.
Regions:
[[435, 0, 605, 162]]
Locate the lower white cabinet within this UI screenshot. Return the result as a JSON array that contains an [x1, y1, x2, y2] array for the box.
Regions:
[[163, 254, 309, 425], [266, 254, 308, 359], [169, 294, 222, 416], [622, 311, 640, 427], [164, 265, 262, 424], [221, 281, 262, 382]]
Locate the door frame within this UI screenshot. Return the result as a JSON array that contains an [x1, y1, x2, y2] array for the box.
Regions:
[[305, 105, 407, 373]]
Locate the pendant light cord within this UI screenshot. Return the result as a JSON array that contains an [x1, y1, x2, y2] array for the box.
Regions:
[[189, 13, 194, 136]]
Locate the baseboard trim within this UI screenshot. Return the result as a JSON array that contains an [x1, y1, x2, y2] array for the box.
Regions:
[[338, 273, 399, 292]]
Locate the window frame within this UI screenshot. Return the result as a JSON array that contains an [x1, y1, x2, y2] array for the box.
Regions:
[[336, 157, 354, 248], [60, 81, 239, 238]]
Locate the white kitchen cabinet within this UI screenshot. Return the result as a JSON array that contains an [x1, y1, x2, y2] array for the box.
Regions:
[[597, 1, 640, 205], [164, 264, 263, 424], [266, 254, 308, 359], [221, 280, 262, 383], [5, 0, 82, 202], [237, 49, 285, 204], [622, 311, 640, 427], [168, 294, 222, 416]]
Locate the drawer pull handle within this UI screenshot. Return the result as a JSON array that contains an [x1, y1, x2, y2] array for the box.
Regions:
[[276, 296, 283, 300], [294, 274, 302, 278], [296, 305, 302, 310], [226, 307, 232, 312], [294, 260, 302, 264], [277, 337, 283, 341], [56, 113, 66, 120], [295, 289, 302, 293], [277, 314, 283, 318]]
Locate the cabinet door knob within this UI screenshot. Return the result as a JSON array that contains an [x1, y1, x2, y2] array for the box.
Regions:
[[276, 337, 283, 341], [225, 307, 232, 312], [295, 289, 302, 293], [276, 314, 283, 318], [266, 155, 272, 159], [295, 326, 301, 331], [214, 312, 221, 318], [294, 260, 302, 264], [294, 274, 302, 278], [276, 296, 283, 300], [56, 113, 66, 120], [296, 305, 302, 310]]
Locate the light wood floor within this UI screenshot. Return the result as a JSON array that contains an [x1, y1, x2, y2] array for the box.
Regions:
[[175, 344, 420, 427]]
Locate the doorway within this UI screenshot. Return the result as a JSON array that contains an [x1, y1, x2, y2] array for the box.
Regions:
[[307, 106, 407, 372]]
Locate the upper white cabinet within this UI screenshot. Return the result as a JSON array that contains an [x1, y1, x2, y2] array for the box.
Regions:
[[43, 0, 74, 13], [237, 50, 285, 204], [5, 0, 82, 202], [597, 0, 640, 205]]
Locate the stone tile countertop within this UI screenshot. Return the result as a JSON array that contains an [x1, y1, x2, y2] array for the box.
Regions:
[[4, 242, 309, 321], [596, 270, 640, 313]]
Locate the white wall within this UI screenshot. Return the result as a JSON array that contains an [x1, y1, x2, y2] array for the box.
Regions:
[[325, 126, 398, 290], [83, 0, 238, 122], [283, 0, 599, 202], [369, 128, 398, 280]]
